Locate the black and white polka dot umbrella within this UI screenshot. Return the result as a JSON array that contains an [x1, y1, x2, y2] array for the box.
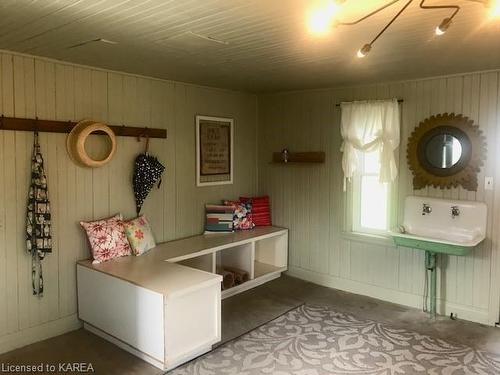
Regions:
[[133, 153, 165, 215]]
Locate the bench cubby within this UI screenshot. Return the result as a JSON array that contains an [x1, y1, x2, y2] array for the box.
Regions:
[[216, 242, 253, 273], [178, 252, 215, 273]]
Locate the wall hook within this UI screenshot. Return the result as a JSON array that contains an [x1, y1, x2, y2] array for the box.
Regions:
[[137, 127, 150, 153], [33, 116, 39, 133]]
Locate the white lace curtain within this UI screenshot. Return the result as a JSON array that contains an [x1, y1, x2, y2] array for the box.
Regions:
[[340, 99, 400, 189]]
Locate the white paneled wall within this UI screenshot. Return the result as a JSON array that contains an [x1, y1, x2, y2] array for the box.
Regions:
[[0, 51, 257, 353], [258, 71, 500, 325], [1, 46, 498, 355]]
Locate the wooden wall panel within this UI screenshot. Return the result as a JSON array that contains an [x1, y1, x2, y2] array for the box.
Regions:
[[0, 51, 257, 352], [1, 55, 18, 337], [258, 71, 500, 325]]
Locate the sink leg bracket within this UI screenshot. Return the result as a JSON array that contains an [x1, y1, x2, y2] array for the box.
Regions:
[[425, 251, 437, 318]]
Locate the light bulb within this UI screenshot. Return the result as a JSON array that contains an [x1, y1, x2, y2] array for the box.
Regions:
[[308, 1, 341, 35], [435, 18, 451, 35], [357, 44, 371, 58], [435, 26, 446, 35], [490, 0, 500, 18]]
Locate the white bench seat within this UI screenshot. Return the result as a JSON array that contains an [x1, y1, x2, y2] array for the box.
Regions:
[[76, 226, 288, 371]]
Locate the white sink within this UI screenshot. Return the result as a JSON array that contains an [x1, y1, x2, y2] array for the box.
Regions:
[[390, 196, 487, 318], [390, 196, 487, 252]]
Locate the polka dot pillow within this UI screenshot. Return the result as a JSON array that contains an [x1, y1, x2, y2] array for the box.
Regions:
[[124, 215, 156, 256], [80, 214, 132, 264]]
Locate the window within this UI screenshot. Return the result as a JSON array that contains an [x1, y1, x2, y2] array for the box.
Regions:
[[351, 150, 392, 235]]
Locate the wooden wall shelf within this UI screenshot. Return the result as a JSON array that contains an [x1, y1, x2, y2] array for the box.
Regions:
[[272, 151, 325, 164], [0, 116, 167, 139]]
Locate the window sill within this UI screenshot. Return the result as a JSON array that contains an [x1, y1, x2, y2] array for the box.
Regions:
[[341, 231, 395, 247]]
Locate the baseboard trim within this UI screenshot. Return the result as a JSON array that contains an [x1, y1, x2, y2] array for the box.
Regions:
[[0, 314, 82, 355], [287, 267, 490, 325]]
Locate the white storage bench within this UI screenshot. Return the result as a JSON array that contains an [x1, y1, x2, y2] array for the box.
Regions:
[[77, 226, 288, 371]]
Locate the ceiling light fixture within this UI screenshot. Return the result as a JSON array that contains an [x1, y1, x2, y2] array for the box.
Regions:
[[352, 0, 414, 58], [357, 44, 371, 58], [489, 0, 500, 17], [419, 0, 460, 37], [312, 0, 494, 58], [308, 1, 342, 35], [464, 0, 500, 18], [435, 17, 452, 35]]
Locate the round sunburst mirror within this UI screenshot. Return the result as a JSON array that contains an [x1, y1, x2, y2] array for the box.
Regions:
[[407, 113, 486, 191]]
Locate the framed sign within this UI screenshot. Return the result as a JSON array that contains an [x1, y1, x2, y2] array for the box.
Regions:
[[196, 115, 234, 186]]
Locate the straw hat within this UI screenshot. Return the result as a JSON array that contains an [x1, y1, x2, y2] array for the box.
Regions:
[[66, 120, 117, 168]]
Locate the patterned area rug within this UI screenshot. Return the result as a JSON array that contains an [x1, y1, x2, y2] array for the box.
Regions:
[[170, 304, 500, 375]]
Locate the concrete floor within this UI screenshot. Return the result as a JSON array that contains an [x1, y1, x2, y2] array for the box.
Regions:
[[2, 275, 500, 374]]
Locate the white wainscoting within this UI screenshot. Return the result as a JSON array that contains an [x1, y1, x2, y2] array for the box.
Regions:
[[0, 50, 258, 353], [257, 71, 500, 325]]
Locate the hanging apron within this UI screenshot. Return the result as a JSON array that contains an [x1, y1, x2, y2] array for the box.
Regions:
[[26, 131, 52, 296]]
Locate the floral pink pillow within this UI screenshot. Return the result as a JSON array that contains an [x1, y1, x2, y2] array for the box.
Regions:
[[124, 215, 156, 256], [80, 214, 132, 264]]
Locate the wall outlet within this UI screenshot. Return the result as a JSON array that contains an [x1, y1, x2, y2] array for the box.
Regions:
[[485, 177, 494, 191]]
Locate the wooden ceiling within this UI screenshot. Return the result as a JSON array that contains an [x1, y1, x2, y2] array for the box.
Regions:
[[0, 0, 499, 92]]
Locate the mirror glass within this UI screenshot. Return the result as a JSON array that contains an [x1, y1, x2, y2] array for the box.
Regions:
[[425, 134, 462, 169]]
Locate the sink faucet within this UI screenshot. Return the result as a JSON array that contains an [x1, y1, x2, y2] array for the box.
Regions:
[[451, 206, 460, 219], [422, 203, 432, 215]]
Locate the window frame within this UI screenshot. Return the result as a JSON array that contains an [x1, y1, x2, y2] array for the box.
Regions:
[[348, 150, 397, 237]]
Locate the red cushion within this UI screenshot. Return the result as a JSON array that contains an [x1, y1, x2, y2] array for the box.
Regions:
[[239, 196, 272, 226]]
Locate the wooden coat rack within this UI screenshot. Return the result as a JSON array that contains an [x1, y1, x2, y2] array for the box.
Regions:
[[0, 116, 167, 139]]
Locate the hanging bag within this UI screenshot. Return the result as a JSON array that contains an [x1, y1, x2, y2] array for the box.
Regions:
[[26, 131, 52, 296]]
